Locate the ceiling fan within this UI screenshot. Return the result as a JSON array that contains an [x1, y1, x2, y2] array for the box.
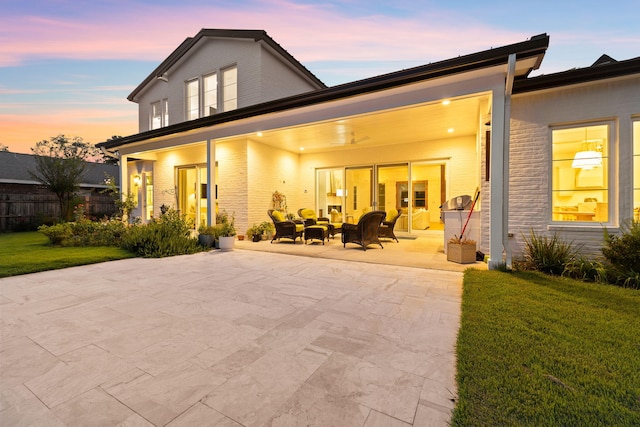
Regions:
[[334, 131, 370, 145]]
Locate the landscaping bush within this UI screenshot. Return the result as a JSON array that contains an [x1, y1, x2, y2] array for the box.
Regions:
[[120, 209, 201, 257], [38, 223, 73, 245], [38, 204, 128, 247], [521, 230, 579, 275], [602, 219, 640, 289], [562, 256, 608, 283]]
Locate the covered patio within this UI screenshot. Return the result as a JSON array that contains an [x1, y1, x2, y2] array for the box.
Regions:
[[236, 231, 487, 272]]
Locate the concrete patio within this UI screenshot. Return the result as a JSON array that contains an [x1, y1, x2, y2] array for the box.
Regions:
[[1, 248, 464, 426]]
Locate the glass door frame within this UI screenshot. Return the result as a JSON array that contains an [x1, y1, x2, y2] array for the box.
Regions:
[[315, 159, 449, 234], [176, 163, 211, 228]]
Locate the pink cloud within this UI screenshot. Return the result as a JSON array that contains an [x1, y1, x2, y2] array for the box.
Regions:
[[2, 1, 524, 67]]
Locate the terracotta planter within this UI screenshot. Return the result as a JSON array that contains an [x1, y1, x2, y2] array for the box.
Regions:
[[447, 243, 476, 264]]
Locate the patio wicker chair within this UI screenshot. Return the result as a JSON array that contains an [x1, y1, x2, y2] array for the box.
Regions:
[[341, 210, 386, 251], [378, 207, 402, 242], [268, 209, 304, 243]]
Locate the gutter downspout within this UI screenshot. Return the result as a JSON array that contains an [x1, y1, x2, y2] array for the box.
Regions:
[[503, 53, 516, 268]]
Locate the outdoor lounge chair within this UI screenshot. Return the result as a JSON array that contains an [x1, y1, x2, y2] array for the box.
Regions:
[[378, 208, 402, 242], [341, 210, 386, 250], [268, 209, 304, 243]]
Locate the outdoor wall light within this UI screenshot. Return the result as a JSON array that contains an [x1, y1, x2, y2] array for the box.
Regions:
[[133, 174, 142, 186]]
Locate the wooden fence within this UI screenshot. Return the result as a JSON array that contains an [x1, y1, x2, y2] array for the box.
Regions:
[[0, 193, 117, 231]]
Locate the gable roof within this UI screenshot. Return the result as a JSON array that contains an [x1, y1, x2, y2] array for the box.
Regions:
[[101, 33, 550, 150], [0, 151, 119, 187], [513, 54, 640, 94], [128, 29, 326, 101]]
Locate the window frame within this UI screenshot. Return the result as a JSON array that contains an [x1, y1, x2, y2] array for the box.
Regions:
[[222, 65, 238, 112], [549, 120, 614, 226], [184, 64, 237, 121], [185, 78, 199, 121], [203, 72, 218, 116], [150, 98, 168, 130]]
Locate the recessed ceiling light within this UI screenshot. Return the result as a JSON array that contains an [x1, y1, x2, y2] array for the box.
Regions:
[[256, 132, 263, 137], [299, 147, 304, 151], [448, 128, 454, 133], [442, 100, 450, 106]]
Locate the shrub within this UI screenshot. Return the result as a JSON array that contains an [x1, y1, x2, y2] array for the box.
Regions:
[[602, 219, 640, 289], [120, 209, 201, 257], [38, 218, 128, 247], [216, 211, 236, 237], [562, 256, 608, 283], [522, 230, 579, 275], [38, 223, 73, 245]]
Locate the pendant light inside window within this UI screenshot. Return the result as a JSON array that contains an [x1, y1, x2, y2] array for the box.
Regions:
[[572, 128, 603, 170]]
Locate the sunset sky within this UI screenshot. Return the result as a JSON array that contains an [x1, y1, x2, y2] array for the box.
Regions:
[[2, 0, 638, 154]]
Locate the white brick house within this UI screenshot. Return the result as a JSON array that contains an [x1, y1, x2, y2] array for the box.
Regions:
[[98, 29, 640, 269]]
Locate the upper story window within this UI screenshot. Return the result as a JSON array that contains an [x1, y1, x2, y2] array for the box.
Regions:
[[184, 65, 237, 121], [204, 72, 218, 116], [551, 123, 610, 223], [634, 120, 640, 221], [222, 66, 237, 112], [186, 79, 199, 121], [150, 99, 168, 130]]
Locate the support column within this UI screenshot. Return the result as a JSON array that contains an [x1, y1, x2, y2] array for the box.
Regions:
[[488, 53, 516, 270], [503, 54, 516, 268], [119, 154, 129, 222], [206, 138, 216, 226], [488, 89, 506, 270]]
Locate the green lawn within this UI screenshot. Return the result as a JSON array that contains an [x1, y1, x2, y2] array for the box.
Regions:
[[452, 269, 640, 426], [0, 231, 134, 278]]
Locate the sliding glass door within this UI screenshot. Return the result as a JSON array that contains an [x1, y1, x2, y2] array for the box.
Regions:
[[345, 167, 373, 223], [316, 161, 447, 232], [377, 164, 409, 232]]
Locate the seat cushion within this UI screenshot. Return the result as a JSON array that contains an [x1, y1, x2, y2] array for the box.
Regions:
[[299, 209, 316, 220], [295, 223, 304, 232], [272, 210, 285, 222]]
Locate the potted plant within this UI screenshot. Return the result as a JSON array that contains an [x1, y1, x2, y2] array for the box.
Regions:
[[197, 224, 218, 248], [447, 236, 477, 264], [246, 224, 262, 242], [260, 221, 275, 240], [217, 211, 236, 251]]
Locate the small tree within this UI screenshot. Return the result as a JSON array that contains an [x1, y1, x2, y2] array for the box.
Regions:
[[30, 135, 99, 221], [0, 143, 9, 152]]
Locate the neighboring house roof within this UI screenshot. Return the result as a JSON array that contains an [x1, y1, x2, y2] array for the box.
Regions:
[[0, 151, 119, 188], [513, 54, 640, 94], [128, 29, 327, 102], [100, 33, 551, 150]]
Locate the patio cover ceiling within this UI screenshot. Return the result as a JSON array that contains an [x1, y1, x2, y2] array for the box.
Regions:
[[220, 93, 490, 153]]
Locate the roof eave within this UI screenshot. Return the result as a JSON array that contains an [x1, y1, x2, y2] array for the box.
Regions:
[[102, 34, 549, 151], [514, 56, 640, 94]]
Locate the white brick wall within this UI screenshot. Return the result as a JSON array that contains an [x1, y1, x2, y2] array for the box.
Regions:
[[508, 76, 640, 257]]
